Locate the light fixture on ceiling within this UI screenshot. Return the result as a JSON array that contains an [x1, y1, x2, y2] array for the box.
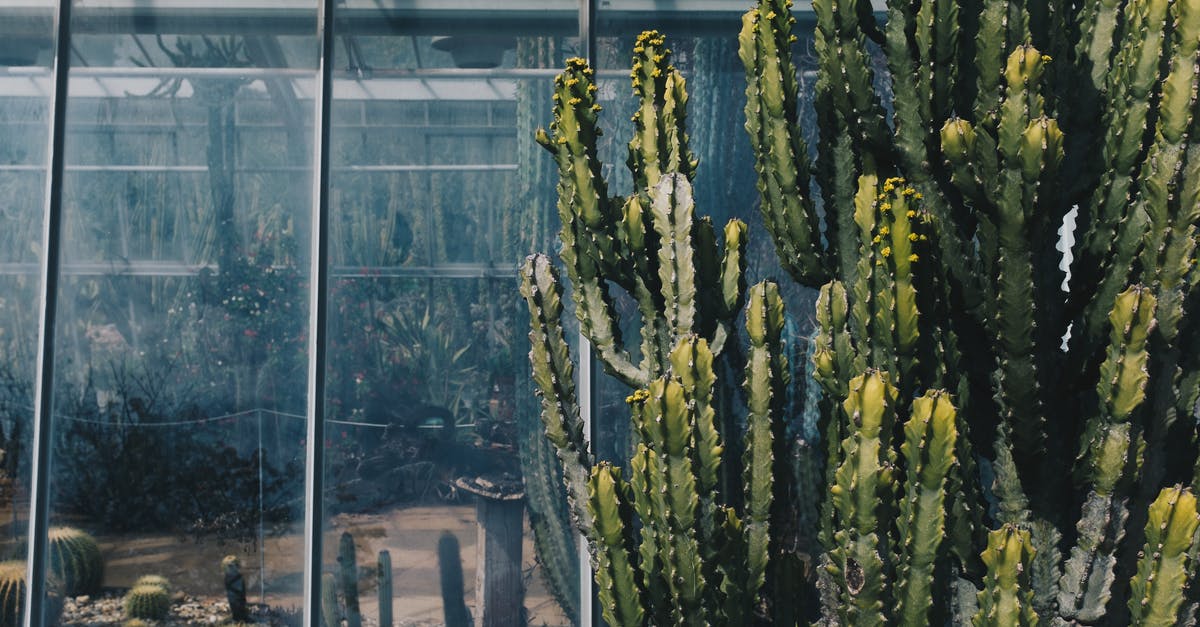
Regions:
[[431, 35, 516, 69]]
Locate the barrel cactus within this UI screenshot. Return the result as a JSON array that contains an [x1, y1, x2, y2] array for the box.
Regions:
[[0, 561, 62, 627], [48, 526, 103, 596], [123, 583, 170, 620]]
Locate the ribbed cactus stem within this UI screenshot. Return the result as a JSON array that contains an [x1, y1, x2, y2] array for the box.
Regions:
[[320, 572, 339, 627], [974, 525, 1039, 627], [895, 390, 958, 626], [587, 464, 646, 627], [738, 0, 828, 285], [743, 282, 788, 604], [1128, 486, 1200, 626], [828, 370, 898, 626], [520, 254, 594, 535]]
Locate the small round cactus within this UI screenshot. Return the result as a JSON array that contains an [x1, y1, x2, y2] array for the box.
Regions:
[[48, 526, 104, 596], [133, 574, 170, 594], [124, 583, 170, 620]]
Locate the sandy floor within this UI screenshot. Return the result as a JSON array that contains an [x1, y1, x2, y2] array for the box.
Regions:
[[92, 504, 571, 626]]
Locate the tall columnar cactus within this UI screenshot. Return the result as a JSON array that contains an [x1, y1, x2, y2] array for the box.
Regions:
[[522, 29, 806, 623], [731, 0, 1200, 622]]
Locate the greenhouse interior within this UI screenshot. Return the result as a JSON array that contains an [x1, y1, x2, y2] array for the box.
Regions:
[[5, 0, 1200, 625], [0, 0, 828, 625]]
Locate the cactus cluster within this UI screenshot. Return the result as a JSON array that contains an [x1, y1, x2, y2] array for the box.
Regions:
[[525, 0, 1200, 623], [737, 0, 1200, 622], [523, 29, 803, 623]]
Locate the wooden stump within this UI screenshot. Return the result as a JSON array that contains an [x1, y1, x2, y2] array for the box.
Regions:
[[455, 476, 524, 627]]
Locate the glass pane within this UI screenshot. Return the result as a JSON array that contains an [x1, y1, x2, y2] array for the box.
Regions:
[[0, 0, 55, 608], [45, 2, 319, 623], [324, 4, 579, 625]]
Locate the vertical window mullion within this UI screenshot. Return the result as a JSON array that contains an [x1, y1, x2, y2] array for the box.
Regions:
[[25, 0, 73, 623], [303, 0, 335, 624]]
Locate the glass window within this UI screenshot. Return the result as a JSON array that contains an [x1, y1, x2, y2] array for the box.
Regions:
[[43, 2, 319, 622], [0, 0, 56, 602], [323, 4, 580, 626]]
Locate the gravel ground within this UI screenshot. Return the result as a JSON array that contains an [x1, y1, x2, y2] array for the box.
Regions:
[[60, 592, 301, 626]]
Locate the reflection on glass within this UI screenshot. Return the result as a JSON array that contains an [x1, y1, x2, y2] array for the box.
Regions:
[[324, 14, 579, 625], [0, 0, 54, 608], [44, 4, 318, 623]]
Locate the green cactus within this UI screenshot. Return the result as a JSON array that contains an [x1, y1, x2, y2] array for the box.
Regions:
[[320, 572, 338, 627], [523, 29, 799, 622], [738, 0, 1200, 622], [124, 583, 170, 620], [1128, 486, 1200, 626], [377, 550, 392, 627], [524, 0, 1200, 622], [48, 526, 103, 596], [337, 532, 361, 627], [974, 525, 1039, 627], [0, 561, 62, 627], [133, 574, 169, 594]]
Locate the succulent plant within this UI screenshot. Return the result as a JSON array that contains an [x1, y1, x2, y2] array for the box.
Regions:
[[0, 560, 63, 627], [524, 0, 1200, 622], [133, 574, 169, 594], [48, 526, 103, 596], [123, 583, 170, 620]]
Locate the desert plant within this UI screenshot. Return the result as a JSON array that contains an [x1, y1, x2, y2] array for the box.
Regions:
[[735, 0, 1200, 621], [320, 572, 338, 627], [47, 526, 103, 596], [133, 574, 169, 594], [526, 0, 1200, 622], [222, 555, 248, 622], [337, 532, 361, 627], [522, 28, 807, 623], [0, 562, 62, 627], [124, 584, 170, 620], [377, 550, 393, 627]]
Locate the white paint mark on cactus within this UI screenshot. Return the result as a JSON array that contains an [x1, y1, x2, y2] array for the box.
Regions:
[[1058, 206, 1079, 352], [1057, 205, 1079, 293]]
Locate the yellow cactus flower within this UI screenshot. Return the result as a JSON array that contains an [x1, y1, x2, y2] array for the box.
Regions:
[[882, 246, 892, 257], [626, 389, 650, 404]]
